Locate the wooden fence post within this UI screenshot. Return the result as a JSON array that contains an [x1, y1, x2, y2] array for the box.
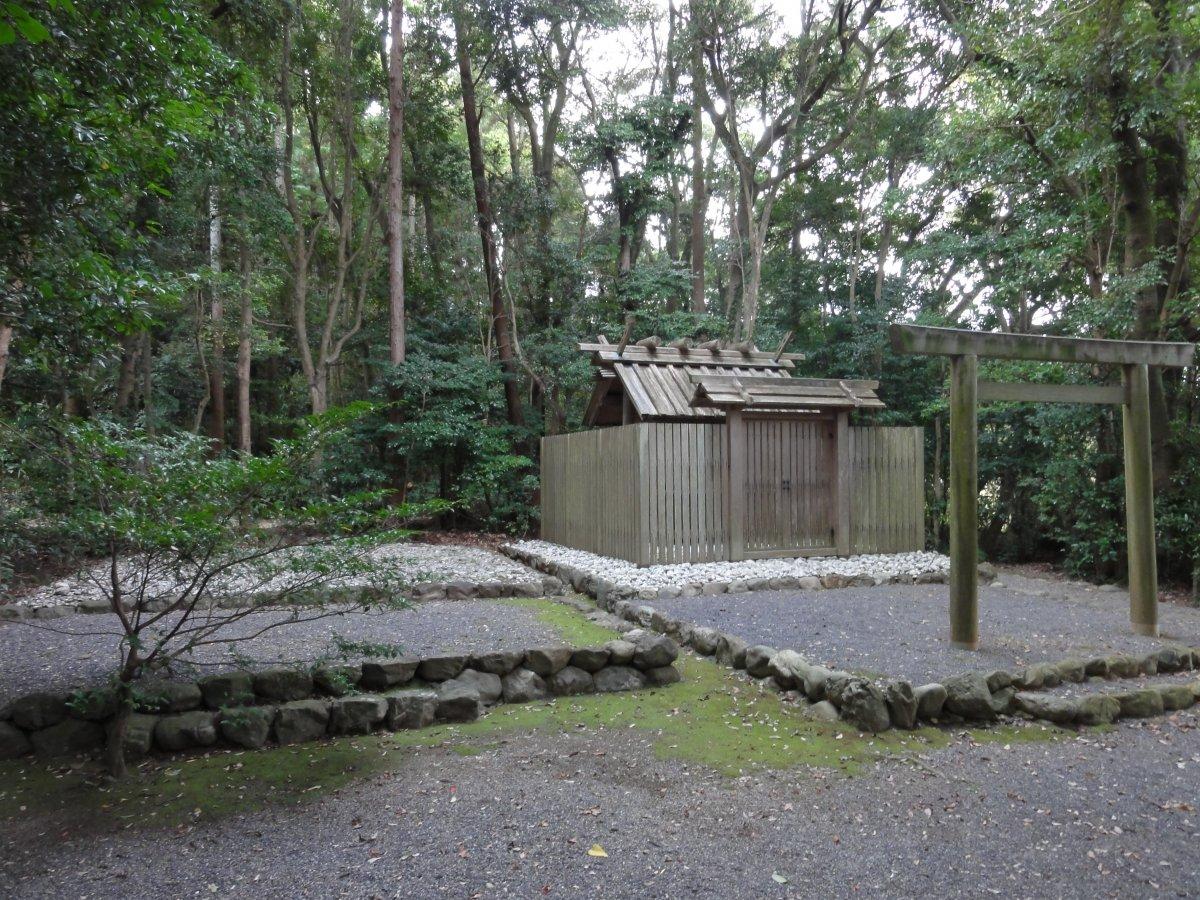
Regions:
[[726, 410, 746, 562], [1122, 363, 1158, 636], [949, 353, 979, 649], [834, 412, 850, 555]]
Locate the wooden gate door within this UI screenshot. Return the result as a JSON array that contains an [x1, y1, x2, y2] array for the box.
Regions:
[[735, 416, 839, 559]]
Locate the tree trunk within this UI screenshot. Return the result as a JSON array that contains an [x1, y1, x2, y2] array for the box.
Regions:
[[141, 330, 154, 436], [236, 238, 253, 454], [114, 334, 140, 413], [689, 7, 706, 315], [454, 11, 525, 428], [207, 185, 225, 452], [386, 0, 406, 367]]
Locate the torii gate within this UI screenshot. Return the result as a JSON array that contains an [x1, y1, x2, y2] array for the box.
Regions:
[[890, 325, 1195, 649]]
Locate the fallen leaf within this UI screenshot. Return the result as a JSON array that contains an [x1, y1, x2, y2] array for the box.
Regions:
[[772, 872, 790, 884], [587, 844, 608, 858]]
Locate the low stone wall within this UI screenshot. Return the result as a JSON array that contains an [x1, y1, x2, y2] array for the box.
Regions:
[[0, 575, 565, 620], [0, 632, 680, 761], [509, 544, 1200, 732]]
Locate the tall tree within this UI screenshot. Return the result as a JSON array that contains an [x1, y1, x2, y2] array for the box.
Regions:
[[688, 0, 707, 314], [453, 8, 525, 428], [386, 0, 406, 366]]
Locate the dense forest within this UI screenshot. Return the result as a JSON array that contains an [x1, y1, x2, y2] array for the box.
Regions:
[[2, 0, 1199, 587]]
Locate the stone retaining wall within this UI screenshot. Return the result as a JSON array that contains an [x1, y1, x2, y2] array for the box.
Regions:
[[0, 575, 565, 620], [507, 544, 1200, 732], [0, 632, 680, 761]]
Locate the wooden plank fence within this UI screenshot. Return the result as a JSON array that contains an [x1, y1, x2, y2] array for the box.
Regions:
[[540, 422, 924, 565]]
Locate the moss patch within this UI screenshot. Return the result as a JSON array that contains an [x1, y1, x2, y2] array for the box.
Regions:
[[495, 596, 623, 646]]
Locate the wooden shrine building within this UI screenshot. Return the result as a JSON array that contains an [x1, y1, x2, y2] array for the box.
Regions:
[[539, 333, 926, 566]]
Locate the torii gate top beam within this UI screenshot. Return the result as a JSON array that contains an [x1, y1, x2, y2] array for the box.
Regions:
[[890, 324, 1194, 368]]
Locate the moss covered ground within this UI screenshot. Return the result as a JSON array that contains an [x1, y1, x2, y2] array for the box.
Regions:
[[0, 596, 1068, 831]]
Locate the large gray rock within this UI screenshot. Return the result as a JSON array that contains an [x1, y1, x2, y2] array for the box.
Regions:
[[1115, 689, 1164, 718], [137, 680, 202, 714], [1156, 646, 1189, 673], [199, 672, 254, 709], [593, 666, 647, 693], [114, 713, 157, 757], [1055, 659, 1086, 684], [569, 648, 610, 673], [766, 650, 808, 689], [0, 721, 32, 759], [69, 687, 120, 721], [220, 706, 276, 748], [603, 639, 637, 666], [30, 719, 105, 757], [435, 681, 481, 723], [632, 634, 679, 670], [329, 695, 388, 735], [942, 673, 996, 720], [688, 627, 720, 655], [821, 671, 856, 705], [1156, 684, 1195, 711], [359, 657, 418, 690], [253, 667, 314, 702], [155, 711, 218, 751], [989, 686, 1017, 716], [313, 664, 362, 697], [716, 635, 749, 669], [838, 679, 891, 733], [9, 692, 68, 731], [455, 669, 503, 703], [743, 645, 777, 679], [1108, 655, 1141, 679], [502, 668, 548, 703], [645, 666, 681, 687], [1015, 692, 1077, 724], [471, 650, 525, 675], [1075, 694, 1121, 726], [524, 647, 573, 677], [984, 670, 1013, 692], [273, 699, 330, 744], [386, 689, 437, 730], [803, 700, 841, 723], [800, 665, 836, 701], [914, 683, 947, 720], [885, 681, 918, 729], [417, 655, 467, 682], [547, 666, 594, 696]]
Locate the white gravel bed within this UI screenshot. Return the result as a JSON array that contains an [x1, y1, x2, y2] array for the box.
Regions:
[[6, 542, 540, 609], [507, 539, 949, 593]]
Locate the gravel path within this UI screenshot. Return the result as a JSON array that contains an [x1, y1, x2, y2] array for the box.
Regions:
[[651, 571, 1200, 682], [2, 708, 1198, 898], [7, 543, 540, 609], [508, 539, 948, 592], [0, 600, 566, 704]]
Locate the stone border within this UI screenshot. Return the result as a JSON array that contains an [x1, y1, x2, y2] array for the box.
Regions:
[[0, 574, 565, 621], [507, 543, 1200, 732], [500, 543, 951, 601], [0, 632, 680, 761]]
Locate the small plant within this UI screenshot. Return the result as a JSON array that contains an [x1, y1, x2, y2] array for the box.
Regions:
[[0, 412, 426, 777], [330, 635, 407, 660]]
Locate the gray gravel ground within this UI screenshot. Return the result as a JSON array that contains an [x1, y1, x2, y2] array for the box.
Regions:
[[0, 600, 566, 704], [2, 708, 1198, 898], [652, 571, 1200, 682]]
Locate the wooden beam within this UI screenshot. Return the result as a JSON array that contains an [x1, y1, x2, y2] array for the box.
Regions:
[[615, 315, 634, 355], [977, 381, 1126, 405], [949, 354, 979, 650], [726, 410, 746, 562], [891, 324, 1194, 368], [1122, 364, 1158, 637]]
